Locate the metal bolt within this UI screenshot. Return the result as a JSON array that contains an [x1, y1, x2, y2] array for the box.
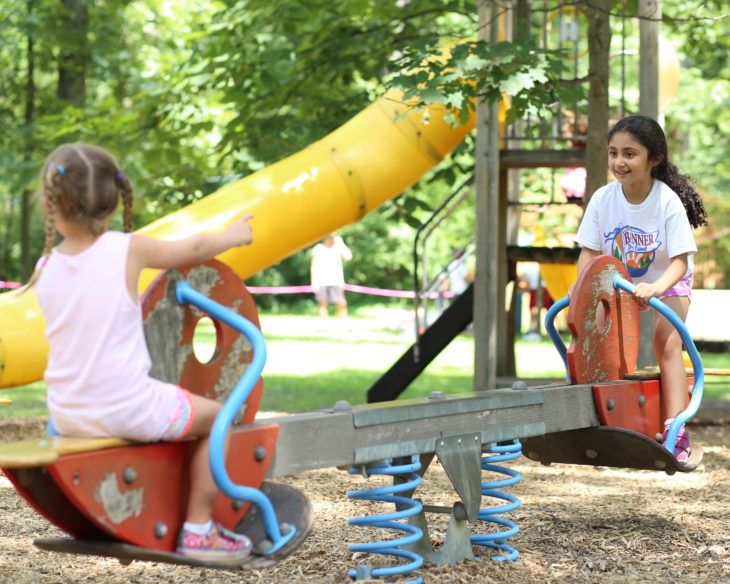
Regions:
[[232, 499, 244, 511], [122, 466, 137, 484], [511, 380, 529, 391], [428, 391, 446, 400], [73, 472, 81, 486], [638, 394, 647, 407], [332, 400, 352, 412], [154, 522, 168, 539], [254, 446, 267, 462], [453, 502, 468, 521], [586, 449, 598, 459], [606, 398, 615, 411]]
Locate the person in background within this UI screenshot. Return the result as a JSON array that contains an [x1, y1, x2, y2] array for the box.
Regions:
[[310, 233, 352, 318], [445, 247, 471, 297]]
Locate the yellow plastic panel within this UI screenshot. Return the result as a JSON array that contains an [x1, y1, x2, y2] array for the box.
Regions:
[[0, 290, 48, 388], [540, 263, 578, 303]]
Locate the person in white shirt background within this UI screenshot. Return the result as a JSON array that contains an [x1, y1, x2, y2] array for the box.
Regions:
[[310, 233, 352, 318]]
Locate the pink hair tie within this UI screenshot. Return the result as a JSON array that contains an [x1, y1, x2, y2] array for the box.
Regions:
[[116, 172, 125, 180]]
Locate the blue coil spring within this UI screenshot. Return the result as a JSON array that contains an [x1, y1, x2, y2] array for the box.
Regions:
[[347, 457, 425, 583], [470, 440, 522, 561]]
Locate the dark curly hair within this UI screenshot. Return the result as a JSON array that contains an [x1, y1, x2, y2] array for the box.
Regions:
[[608, 115, 708, 229]]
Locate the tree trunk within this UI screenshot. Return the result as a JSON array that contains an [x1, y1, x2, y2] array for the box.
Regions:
[[57, 0, 89, 105], [584, 0, 611, 208], [20, 0, 36, 280]]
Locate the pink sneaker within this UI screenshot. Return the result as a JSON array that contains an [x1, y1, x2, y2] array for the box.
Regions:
[[177, 522, 253, 565], [662, 424, 690, 463]]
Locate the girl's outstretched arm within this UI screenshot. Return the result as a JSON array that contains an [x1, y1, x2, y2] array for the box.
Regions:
[[126, 215, 254, 297]]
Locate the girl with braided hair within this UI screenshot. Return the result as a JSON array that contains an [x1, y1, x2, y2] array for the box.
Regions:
[[573, 115, 708, 463], [31, 143, 255, 564]]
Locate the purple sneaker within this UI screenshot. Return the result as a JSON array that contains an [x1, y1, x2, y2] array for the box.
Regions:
[[177, 522, 253, 565], [662, 424, 690, 462]]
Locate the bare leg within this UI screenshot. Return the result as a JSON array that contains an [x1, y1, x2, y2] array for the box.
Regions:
[[184, 395, 227, 524], [335, 300, 348, 318], [318, 301, 329, 318], [654, 296, 690, 421]]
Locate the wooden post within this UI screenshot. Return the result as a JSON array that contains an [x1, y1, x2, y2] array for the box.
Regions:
[[474, 0, 500, 391], [637, 0, 662, 368], [584, 0, 611, 209], [639, 0, 661, 119]]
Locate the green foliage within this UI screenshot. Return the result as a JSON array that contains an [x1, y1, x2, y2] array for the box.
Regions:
[[1, 0, 729, 291], [192, 0, 477, 168], [389, 38, 584, 127]]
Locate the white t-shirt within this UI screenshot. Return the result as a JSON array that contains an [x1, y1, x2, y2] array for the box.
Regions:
[[310, 240, 351, 287], [575, 179, 696, 284]]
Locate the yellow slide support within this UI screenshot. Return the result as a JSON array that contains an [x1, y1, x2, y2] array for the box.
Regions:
[[0, 88, 474, 388]]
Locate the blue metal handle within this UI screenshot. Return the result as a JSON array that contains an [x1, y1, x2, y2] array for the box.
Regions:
[[175, 280, 295, 554], [612, 274, 704, 455], [544, 296, 571, 382]]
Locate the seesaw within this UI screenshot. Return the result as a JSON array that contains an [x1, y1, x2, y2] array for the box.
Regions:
[[522, 254, 704, 474], [0, 255, 705, 581], [0, 261, 311, 570]]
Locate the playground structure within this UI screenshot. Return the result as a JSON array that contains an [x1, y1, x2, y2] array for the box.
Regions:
[[0, 254, 705, 581], [0, 2, 684, 390], [0, 2, 706, 581]]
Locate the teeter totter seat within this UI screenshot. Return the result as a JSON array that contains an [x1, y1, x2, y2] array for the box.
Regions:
[[521, 255, 704, 475], [0, 260, 312, 569]]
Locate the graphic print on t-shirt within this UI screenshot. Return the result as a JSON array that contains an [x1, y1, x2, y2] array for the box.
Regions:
[[604, 224, 661, 278]]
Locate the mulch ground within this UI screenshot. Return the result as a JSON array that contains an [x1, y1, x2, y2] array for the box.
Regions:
[[0, 415, 728, 584]]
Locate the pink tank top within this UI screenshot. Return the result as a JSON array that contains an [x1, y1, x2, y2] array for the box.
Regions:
[[36, 231, 178, 441]]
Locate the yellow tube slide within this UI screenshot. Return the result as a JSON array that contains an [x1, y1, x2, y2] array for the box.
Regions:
[[0, 88, 475, 388]]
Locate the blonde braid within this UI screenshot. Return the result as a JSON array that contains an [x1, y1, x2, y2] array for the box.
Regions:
[[18, 187, 58, 293], [117, 175, 134, 233]]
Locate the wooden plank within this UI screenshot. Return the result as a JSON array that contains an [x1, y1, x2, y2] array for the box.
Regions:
[[506, 245, 580, 264], [0, 439, 56, 468], [0, 436, 132, 468], [499, 149, 586, 168]]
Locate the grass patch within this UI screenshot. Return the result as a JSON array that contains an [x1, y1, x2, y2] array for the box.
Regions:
[[3, 311, 728, 416], [0, 381, 48, 418]]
